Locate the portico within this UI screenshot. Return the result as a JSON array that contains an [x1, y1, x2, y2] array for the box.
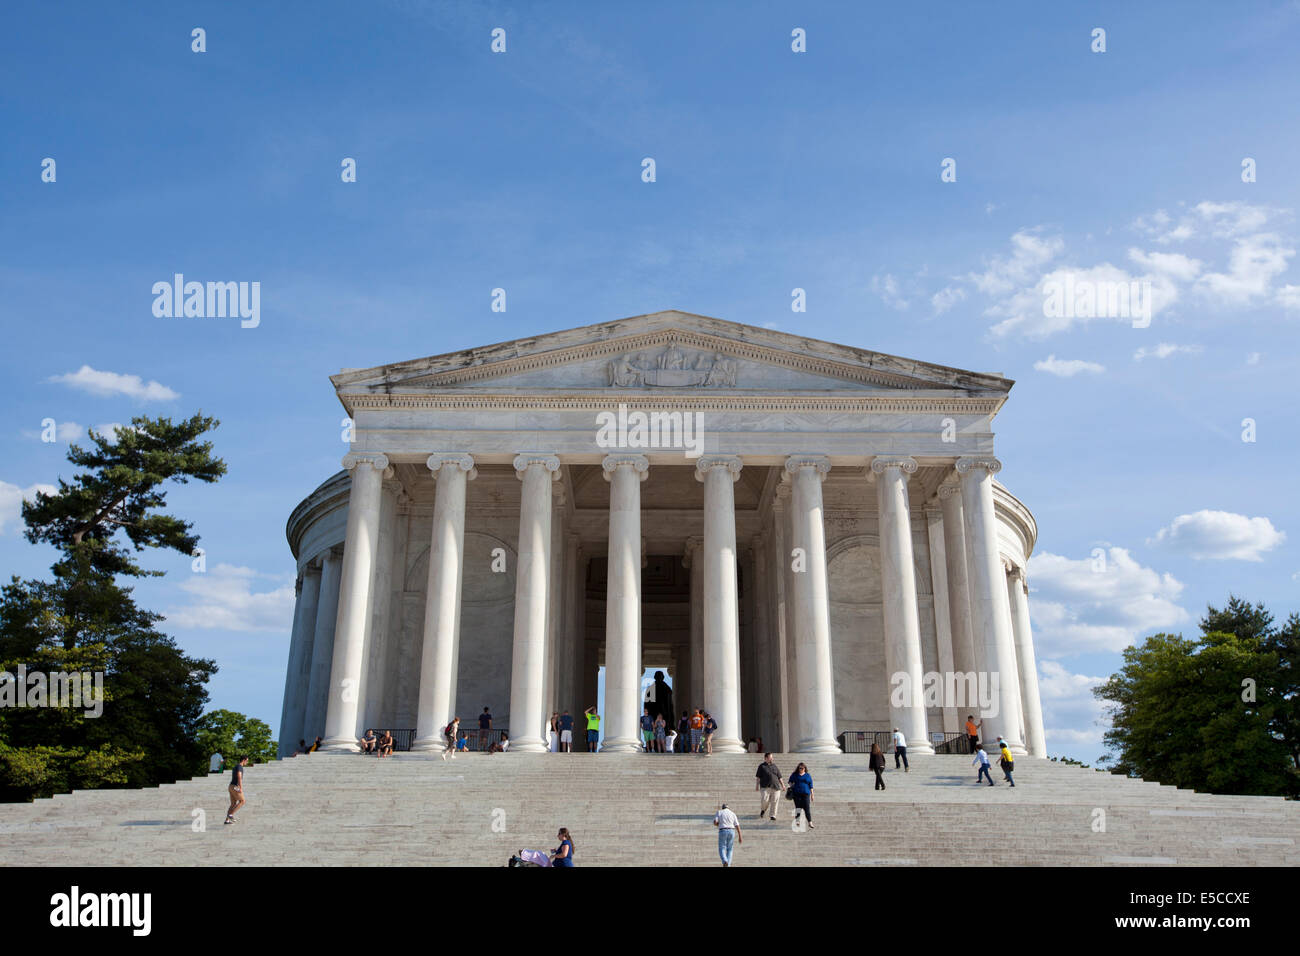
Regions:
[[280, 312, 1047, 758]]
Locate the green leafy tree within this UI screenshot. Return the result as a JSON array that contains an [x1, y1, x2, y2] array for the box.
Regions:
[[1094, 595, 1297, 797], [0, 415, 224, 801], [194, 710, 278, 772]]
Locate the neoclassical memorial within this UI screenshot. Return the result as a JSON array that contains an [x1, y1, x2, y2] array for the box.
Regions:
[[279, 311, 1046, 758]]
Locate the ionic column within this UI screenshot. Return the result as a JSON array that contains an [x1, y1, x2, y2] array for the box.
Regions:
[[508, 454, 560, 753], [683, 535, 704, 715], [322, 453, 392, 751], [771, 483, 793, 753], [750, 532, 774, 748], [785, 456, 840, 754], [925, 505, 958, 734], [956, 456, 1025, 754], [601, 454, 649, 752], [279, 562, 321, 757], [1006, 564, 1047, 757], [694, 455, 746, 753], [412, 454, 476, 752], [872, 456, 934, 754], [938, 479, 979, 680], [303, 546, 342, 742]]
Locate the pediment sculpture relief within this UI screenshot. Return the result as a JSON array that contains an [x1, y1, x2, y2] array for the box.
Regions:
[[607, 345, 737, 387]]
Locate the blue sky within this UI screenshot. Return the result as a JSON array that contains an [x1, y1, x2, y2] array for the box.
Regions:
[[2, 1, 1297, 762]]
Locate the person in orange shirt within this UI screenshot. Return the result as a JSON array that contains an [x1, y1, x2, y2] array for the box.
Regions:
[[965, 715, 982, 755], [689, 709, 705, 753]]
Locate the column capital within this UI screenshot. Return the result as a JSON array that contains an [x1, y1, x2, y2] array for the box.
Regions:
[[784, 455, 831, 480], [870, 455, 918, 477], [955, 456, 1002, 477], [513, 453, 561, 480], [774, 479, 792, 502], [427, 453, 477, 481], [342, 451, 393, 478], [937, 475, 962, 500], [1007, 563, 1028, 591], [601, 454, 649, 481], [682, 534, 704, 566], [695, 454, 742, 483], [302, 557, 322, 576]]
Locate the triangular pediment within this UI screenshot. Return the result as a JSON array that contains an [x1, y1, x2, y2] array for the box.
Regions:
[[331, 311, 1011, 407]]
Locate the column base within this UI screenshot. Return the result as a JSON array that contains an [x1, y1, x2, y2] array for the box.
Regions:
[[599, 735, 643, 753], [710, 736, 747, 755], [410, 736, 448, 753], [905, 740, 936, 755], [320, 736, 361, 753], [509, 736, 548, 753], [795, 737, 843, 755]]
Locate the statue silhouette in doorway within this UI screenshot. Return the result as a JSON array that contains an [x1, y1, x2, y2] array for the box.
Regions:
[[644, 670, 674, 724]]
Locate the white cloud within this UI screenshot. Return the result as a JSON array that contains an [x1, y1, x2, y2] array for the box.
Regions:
[[1033, 354, 1105, 377], [163, 564, 296, 633], [1196, 233, 1295, 305], [1147, 510, 1286, 561], [0, 481, 57, 534], [1133, 342, 1203, 361], [1246, 352, 1262, 364], [47, 366, 179, 402], [20, 421, 84, 442], [1277, 284, 1300, 310], [1027, 548, 1189, 655], [931, 286, 966, 315], [967, 230, 1063, 297], [1127, 248, 1203, 282], [871, 273, 910, 311]]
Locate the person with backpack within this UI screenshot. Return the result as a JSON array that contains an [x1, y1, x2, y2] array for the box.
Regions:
[[441, 716, 460, 761], [677, 712, 691, 753], [702, 711, 718, 755], [997, 737, 1016, 787], [869, 742, 887, 791], [972, 743, 995, 786]]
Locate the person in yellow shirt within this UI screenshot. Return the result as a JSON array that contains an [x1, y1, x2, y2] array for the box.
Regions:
[[584, 706, 601, 752], [997, 736, 1016, 787]]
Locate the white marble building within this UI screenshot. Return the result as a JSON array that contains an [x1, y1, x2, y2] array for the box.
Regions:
[[279, 311, 1046, 757]]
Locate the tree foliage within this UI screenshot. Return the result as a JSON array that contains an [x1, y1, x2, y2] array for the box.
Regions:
[[1094, 595, 1298, 797], [194, 710, 278, 771], [0, 415, 226, 801]]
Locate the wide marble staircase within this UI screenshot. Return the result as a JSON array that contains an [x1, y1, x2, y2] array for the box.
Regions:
[[1, 753, 1296, 866]]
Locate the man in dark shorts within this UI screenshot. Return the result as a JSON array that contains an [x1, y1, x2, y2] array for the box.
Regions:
[[225, 755, 248, 825], [478, 707, 492, 751], [558, 710, 575, 752]]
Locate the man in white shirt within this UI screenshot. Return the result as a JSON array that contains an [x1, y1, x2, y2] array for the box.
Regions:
[[892, 727, 909, 772], [209, 752, 224, 774], [972, 745, 994, 786], [713, 803, 743, 867]]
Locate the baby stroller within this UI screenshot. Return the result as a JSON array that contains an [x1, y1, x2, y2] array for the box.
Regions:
[[507, 848, 552, 867]]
